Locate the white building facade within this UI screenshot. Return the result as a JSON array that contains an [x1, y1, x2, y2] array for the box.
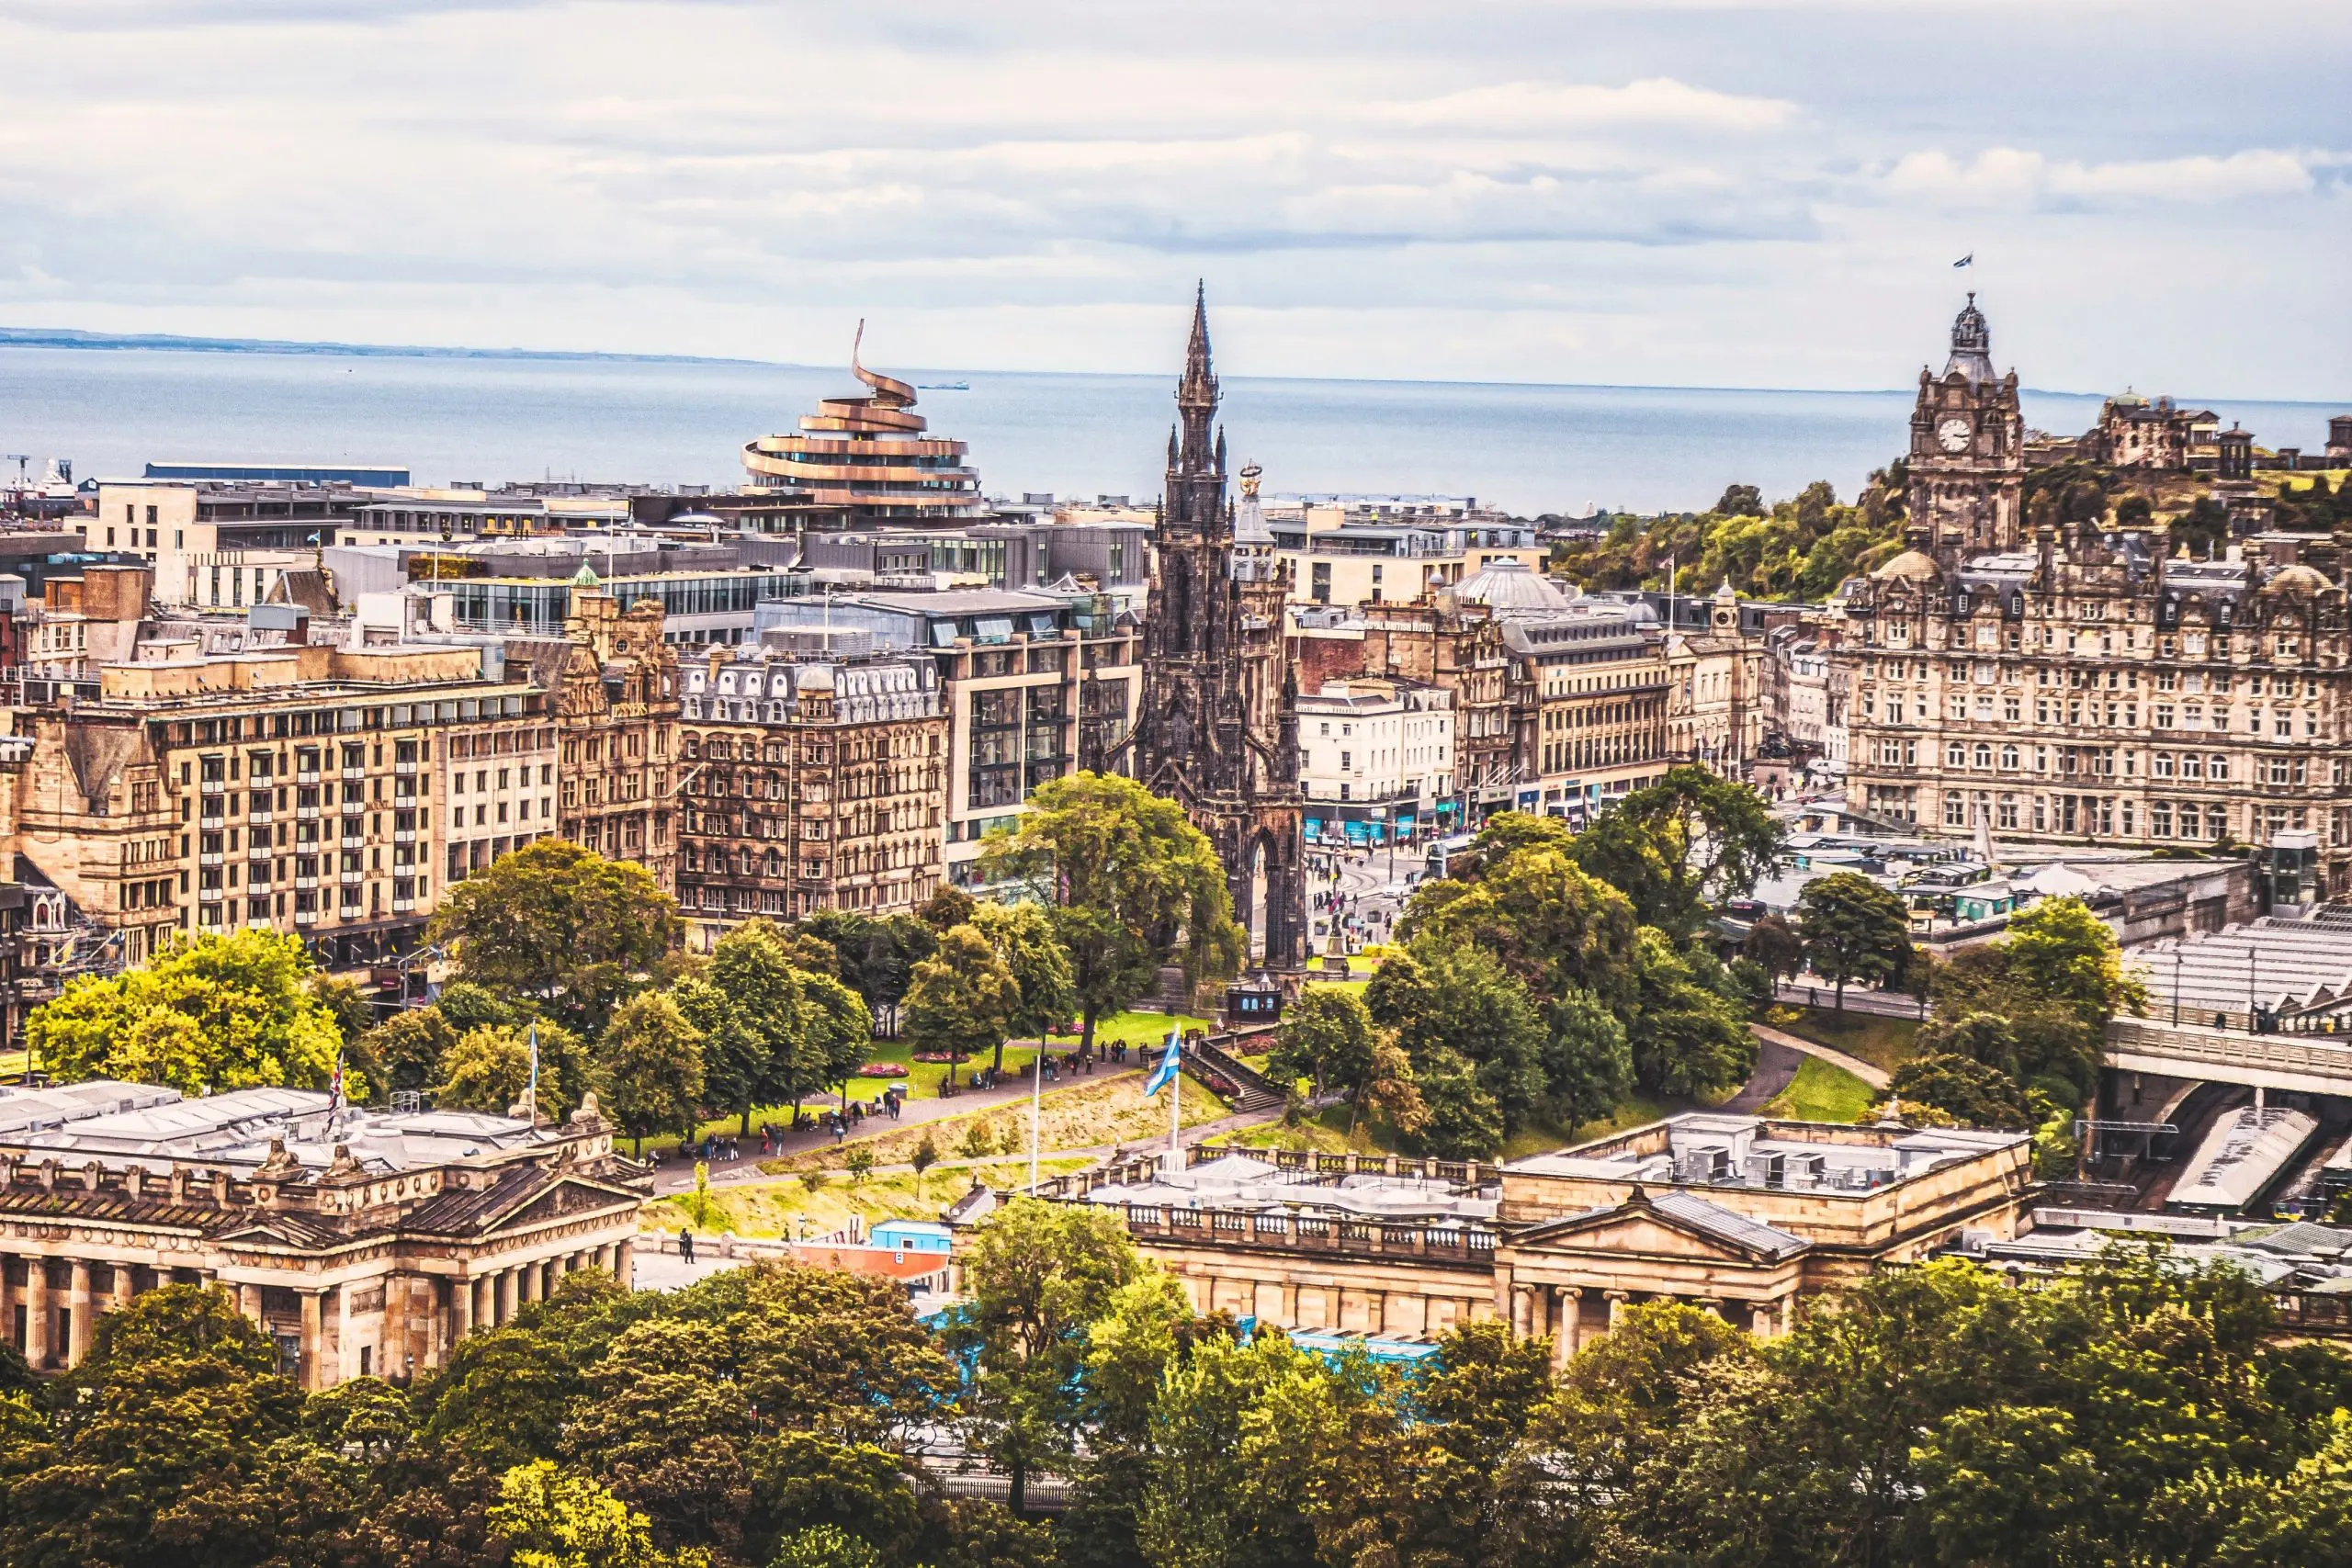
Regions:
[[1296, 678, 1455, 846]]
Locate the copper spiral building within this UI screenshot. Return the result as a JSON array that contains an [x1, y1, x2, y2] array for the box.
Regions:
[[741, 327, 984, 523]]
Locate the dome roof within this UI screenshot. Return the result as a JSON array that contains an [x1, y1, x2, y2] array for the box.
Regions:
[[1872, 549, 1941, 583], [570, 562, 603, 587], [2264, 563, 2331, 594], [1457, 559, 1571, 613]]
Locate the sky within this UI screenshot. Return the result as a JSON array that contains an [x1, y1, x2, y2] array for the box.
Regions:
[[1, 1, 2346, 399]]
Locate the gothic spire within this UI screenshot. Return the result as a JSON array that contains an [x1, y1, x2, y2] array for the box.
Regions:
[[1172, 281, 1221, 480]]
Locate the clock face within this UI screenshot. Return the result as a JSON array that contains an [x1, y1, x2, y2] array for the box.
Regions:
[[1936, 416, 1973, 454]]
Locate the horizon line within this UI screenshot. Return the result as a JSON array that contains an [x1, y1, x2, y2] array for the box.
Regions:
[[0, 324, 2342, 410]]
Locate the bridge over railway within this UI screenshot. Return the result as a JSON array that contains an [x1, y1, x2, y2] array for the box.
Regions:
[[2108, 1018, 2352, 1099]]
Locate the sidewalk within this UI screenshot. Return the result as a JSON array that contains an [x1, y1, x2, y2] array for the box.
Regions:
[[1747, 1021, 1893, 1090], [647, 1053, 1149, 1195]]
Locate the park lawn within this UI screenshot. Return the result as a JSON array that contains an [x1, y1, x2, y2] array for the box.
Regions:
[[644, 1156, 1091, 1239], [1082, 1010, 1215, 1051], [1227, 1103, 1397, 1155], [1769, 1005, 1921, 1074], [1764, 1057, 1883, 1124], [639, 1012, 1215, 1155], [758, 1068, 1234, 1176]]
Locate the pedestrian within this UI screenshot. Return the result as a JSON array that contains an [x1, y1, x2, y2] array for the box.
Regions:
[[679, 1227, 696, 1264]]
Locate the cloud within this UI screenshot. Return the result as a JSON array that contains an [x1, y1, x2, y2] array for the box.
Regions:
[[1386, 77, 1799, 135], [1883, 146, 2323, 209], [0, 0, 2341, 401]]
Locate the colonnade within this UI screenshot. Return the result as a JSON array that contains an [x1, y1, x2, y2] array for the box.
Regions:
[[2, 1255, 175, 1371], [1191, 1270, 1494, 1338], [5, 1236, 635, 1387], [1509, 1280, 1791, 1367], [455, 1239, 634, 1342]]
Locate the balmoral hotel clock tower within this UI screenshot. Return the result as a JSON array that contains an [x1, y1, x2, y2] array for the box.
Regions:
[[1907, 292, 2025, 564]]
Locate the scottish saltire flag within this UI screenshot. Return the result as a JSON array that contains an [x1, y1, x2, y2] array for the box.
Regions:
[[1143, 1027, 1182, 1097], [1953, 253, 1973, 268]]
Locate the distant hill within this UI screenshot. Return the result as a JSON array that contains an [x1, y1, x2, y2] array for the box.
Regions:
[[0, 325, 770, 367]]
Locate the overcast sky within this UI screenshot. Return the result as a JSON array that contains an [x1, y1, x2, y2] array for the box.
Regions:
[[4, 1, 2346, 398]]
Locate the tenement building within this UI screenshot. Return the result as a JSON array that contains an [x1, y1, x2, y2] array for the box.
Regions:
[[755, 588, 1141, 891], [1122, 289, 1309, 967], [677, 632, 948, 943], [1838, 297, 2352, 888], [0, 1079, 645, 1387], [1002, 1112, 2030, 1355]]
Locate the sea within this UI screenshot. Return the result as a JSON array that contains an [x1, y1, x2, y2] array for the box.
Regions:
[[0, 344, 2341, 518]]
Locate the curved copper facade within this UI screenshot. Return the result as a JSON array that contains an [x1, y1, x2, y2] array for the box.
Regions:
[[742, 325, 984, 522]]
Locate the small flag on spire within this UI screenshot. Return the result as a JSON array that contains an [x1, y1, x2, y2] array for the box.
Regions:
[[1952, 253, 1973, 268]]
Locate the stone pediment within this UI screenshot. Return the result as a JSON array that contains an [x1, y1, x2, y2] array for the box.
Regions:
[[489, 1176, 639, 1235], [1510, 1189, 1809, 1265], [214, 1218, 324, 1250]]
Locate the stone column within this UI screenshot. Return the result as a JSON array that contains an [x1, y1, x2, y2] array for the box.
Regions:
[[299, 1291, 324, 1393], [237, 1281, 264, 1325], [616, 1238, 634, 1289], [1510, 1283, 1532, 1339], [65, 1260, 91, 1366], [1552, 1287, 1582, 1372], [24, 1259, 49, 1369], [112, 1264, 135, 1312], [452, 1277, 474, 1342], [1365, 1289, 1387, 1337], [1604, 1290, 1630, 1330], [550, 1253, 571, 1287], [497, 1268, 519, 1323], [520, 1261, 542, 1306]]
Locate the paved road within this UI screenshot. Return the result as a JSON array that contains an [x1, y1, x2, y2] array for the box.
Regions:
[[1723, 1036, 1804, 1113], [1774, 980, 1927, 1022]]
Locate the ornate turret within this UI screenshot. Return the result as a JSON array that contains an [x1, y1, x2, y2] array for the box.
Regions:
[[1944, 291, 1996, 386]]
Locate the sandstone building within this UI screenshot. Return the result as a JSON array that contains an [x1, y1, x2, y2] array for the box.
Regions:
[[1001, 1112, 2030, 1359], [0, 1079, 644, 1388], [1839, 298, 2352, 890], [676, 636, 948, 943]]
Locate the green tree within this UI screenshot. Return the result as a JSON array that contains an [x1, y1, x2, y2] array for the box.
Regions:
[[434, 1023, 535, 1115], [355, 1002, 459, 1097], [1889, 1052, 2031, 1129], [674, 921, 812, 1134], [596, 992, 706, 1154], [1541, 987, 1635, 1133], [1624, 929, 1755, 1099], [978, 772, 1243, 1061], [1406, 825, 1640, 1010], [2001, 896, 2148, 1029], [955, 1198, 1142, 1514], [970, 900, 1076, 1074], [1747, 912, 1804, 983], [27, 929, 346, 1095], [430, 839, 682, 1034], [1566, 766, 1786, 939], [910, 1130, 941, 1199], [489, 1460, 712, 1568], [1412, 1047, 1506, 1159], [1367, 937, 1549, 1133], [903, 924, 1019, 1082], [1264, 987, 1377, 1107], [1797, 870, 1911, 1010], [804, 910, 936, 1033]]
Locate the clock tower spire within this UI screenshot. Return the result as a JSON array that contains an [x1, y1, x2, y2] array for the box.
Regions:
[[1908, 293, 2024, 562]]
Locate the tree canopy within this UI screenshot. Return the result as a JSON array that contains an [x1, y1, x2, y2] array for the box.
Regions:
[[1797, 870, 1912, 1010], [28, 929, 345, 1096], [1563, 766, 1785, 939], [977, 772, 1242, 1057], [430, 840, 681, 1034]]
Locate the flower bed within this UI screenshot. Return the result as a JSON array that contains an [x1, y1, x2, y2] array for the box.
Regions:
[[854, 1062, 910, 1078], [909, 1052, 972, 1065]]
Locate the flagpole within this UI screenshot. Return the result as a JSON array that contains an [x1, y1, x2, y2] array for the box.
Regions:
[[527, 1021, 539, 1126], [1028, 1035, 1042, 1192], [1170, 1032, 1181, 1161]]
